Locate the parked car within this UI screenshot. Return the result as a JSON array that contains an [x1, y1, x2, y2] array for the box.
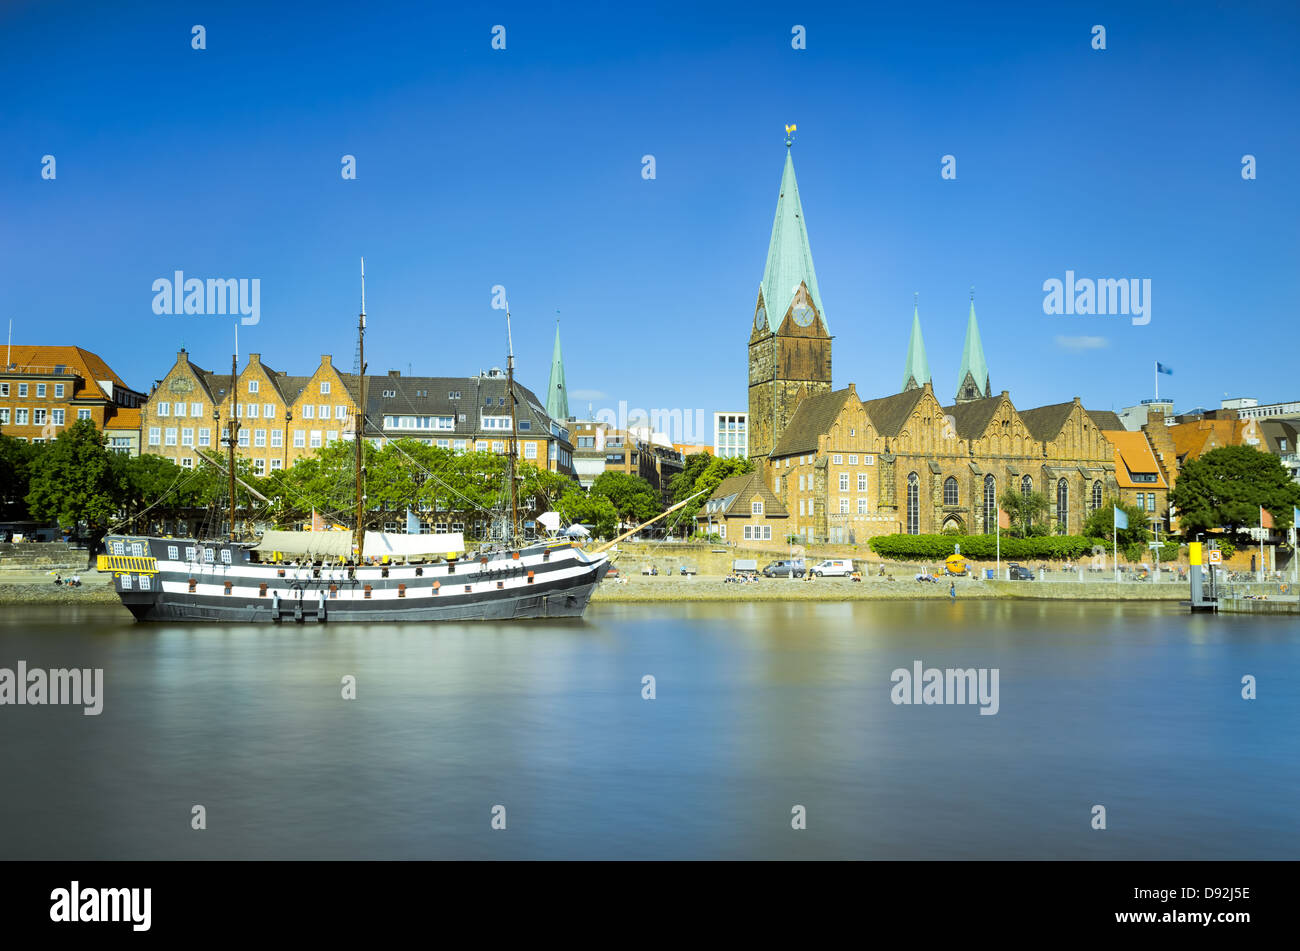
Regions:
[[762, 560, 806, 578], [1007, 563, 1035, 581], [811, 559, 854, 577]]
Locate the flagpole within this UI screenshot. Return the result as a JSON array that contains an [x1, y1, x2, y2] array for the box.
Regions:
[[1114, 513, 1118, 585], [1154, 360, 1158, 401], [996, 514, 1000, 579], [1259, 505, 1265, 583]]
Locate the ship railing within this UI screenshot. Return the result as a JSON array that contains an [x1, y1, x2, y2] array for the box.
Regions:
[[97, 554, 159, 574]]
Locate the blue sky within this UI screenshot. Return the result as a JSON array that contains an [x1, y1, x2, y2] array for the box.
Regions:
[[3, 0, 1297, 436]]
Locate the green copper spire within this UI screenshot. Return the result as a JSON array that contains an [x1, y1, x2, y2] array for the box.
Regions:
[[955, 289, 991, 403], [758, 146, 826, 332], [546, 321, 568, 421], [902, 293, 930, 391]]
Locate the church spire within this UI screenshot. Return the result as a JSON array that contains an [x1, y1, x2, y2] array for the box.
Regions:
[[902, 293, 931, 392], [758, 137, 826, 333], [954, 288, 991, 403], [546, 320, 568, 421]]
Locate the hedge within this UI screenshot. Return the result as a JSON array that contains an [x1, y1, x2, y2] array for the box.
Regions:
[[868, 534, 1097, 561]]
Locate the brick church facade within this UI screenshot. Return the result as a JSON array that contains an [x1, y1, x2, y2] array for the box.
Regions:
[[706, 138, 1124, 546]]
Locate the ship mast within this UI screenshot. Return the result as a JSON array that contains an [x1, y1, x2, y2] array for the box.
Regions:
[[505, 305, 519, 546], [353, 259, 368, 561], [227, 329, 239, 541]]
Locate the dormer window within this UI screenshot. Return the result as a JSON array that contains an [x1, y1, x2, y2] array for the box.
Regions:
[[752, 501, 764, 515]]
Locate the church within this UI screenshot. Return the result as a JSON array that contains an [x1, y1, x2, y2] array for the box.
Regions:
[[701, 137, 1124, 546]]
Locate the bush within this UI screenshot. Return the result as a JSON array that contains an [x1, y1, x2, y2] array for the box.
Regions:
[[868, 534, 1095, 561]]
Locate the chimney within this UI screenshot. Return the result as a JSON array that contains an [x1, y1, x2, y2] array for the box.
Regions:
[[321, 355, 331, 366], [249, 353, 261, 365], [178, 350, 189, 364]]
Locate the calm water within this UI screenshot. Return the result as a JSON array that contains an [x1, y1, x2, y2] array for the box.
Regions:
[[1, 601, 1296, 860]]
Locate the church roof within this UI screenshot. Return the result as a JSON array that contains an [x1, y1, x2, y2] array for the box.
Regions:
[[546, 323, 568, 421], [955, 296, 990, 399], [862, 387, 928, 438], [901, 299, 930, 391], [1087, 409, 1124, 431], [771, 387, 854, 457], [759, 149, 826, 332], [1018, 401, 1078, 441], [940, 396, 1003, 439]]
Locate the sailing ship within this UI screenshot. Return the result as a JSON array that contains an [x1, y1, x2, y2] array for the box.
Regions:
[[96, 262, 693, 623]]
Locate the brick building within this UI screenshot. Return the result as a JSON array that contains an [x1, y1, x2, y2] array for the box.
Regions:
[[0, 345, 143, 445]]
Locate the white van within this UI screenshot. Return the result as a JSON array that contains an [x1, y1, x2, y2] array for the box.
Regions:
[[811, 559, 854, 577]]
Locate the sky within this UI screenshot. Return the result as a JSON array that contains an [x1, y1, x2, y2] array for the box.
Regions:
[[3, 0, 1298, 441]]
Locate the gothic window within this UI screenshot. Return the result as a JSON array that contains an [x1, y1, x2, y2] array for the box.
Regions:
[[983, 475, 996, 531], [1021, 475, 1032, 496], [906, 473, 919, 535], [944, 476, 958, 506], [1057, 479, 1069, 531], [1091, 480, 1103, 512]]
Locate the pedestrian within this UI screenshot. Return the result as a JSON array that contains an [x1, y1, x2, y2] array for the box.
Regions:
[[949, 581, 956, 599]]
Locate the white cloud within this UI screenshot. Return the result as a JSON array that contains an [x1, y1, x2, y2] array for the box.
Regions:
[[1054, 335, 1109, 352], [570, 389, 606, 400]]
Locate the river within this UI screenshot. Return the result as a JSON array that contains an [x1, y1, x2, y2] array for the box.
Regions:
[[1, 601, 1295, 859]]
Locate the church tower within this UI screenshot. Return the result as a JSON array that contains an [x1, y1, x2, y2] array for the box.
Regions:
[[546, 321, 568, 422], [901, 293, 931, 392], [748, 132, 832, 459], [954, 290, 991, 403]]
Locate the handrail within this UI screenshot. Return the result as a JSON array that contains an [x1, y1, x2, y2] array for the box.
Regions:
[[97, 554, 158, 574]]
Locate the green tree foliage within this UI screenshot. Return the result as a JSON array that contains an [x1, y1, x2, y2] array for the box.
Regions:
[[590, 471, 660, 524], [997, 486, 1052, 537], [1081, 498, 1151, 548], [555, 490, 618, 538], [665, 454, 754, 535], [24, 420, 120, 548], [0, 434, 43, 519], [1168, 446, 1300, 539]]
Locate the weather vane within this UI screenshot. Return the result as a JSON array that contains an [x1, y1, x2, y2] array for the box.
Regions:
[[785, 123, 796, 147]]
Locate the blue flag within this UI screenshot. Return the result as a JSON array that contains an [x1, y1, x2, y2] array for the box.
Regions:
[[1156, 363, 1173, 375], [1113, 505, 1128, 530], [406, 508, 420, 534]]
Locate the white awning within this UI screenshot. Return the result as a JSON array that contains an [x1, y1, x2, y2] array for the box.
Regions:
[[253, 530, 465, 559]]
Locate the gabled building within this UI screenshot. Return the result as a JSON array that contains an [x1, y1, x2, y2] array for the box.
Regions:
[[696, 470, 789, 543], [1102, 429, 1169, 520]]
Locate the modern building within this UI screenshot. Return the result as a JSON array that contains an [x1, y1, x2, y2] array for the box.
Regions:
[[705, 139, 1131, 546], [0, 345, 144, 444], [567, 418, 681, 497], [714, 412, 748, 458], [1117, 399, 1174, 431], [1227, 398, 1300, 421]]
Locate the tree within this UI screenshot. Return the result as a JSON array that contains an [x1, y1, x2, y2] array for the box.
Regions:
[[0, 435, 43, 520], [1168, 445, 1300, 540], [556, 488, 618, 539], [25, 420, 121, 554], [112, 453, 220, 532], [591, 471, 660, 525], [998, 486, 1051, 538], [1081, 498, 1151, 550]]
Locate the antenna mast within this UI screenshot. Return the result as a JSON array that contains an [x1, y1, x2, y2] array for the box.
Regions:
[[353, 258, 368, 561]]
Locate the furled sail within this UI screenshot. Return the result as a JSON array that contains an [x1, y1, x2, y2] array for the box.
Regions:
[[253, 530, 465, 559]]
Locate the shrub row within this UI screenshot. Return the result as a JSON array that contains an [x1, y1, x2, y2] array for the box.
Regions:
[[870, 534, 1113, 561]]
